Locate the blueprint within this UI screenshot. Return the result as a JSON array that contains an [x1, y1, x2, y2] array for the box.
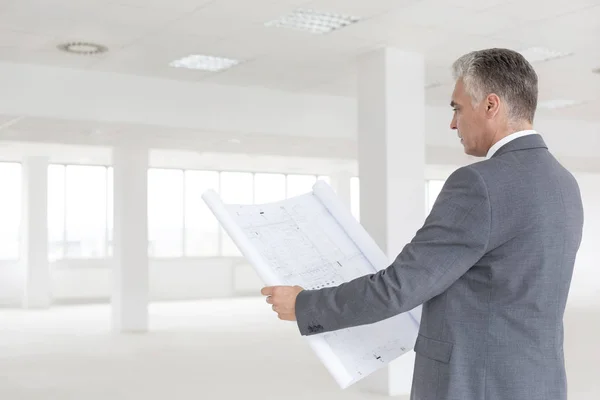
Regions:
[[202, 181, 420, 388]]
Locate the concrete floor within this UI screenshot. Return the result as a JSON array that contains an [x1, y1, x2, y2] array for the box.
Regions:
[[0, 298, 597, 399]]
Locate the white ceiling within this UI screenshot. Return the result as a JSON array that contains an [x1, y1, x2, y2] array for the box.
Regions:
[[0, 0, 599, 121]]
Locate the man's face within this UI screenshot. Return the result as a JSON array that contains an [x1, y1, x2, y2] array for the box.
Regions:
[[450, 79, 490, 157]]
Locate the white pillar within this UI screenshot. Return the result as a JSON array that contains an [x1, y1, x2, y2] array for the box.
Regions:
[[330, 170, 353, 211], [21, 156, 50, 308], [112, 144, 149, 333], [356, 47, 426, 397]]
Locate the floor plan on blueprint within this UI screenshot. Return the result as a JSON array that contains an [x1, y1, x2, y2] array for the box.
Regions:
[[202, 180, 420, 388]]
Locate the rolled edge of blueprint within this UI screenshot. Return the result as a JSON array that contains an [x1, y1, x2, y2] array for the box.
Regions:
[[201, 189, 280, 284], [312, 180, 422, 326], [201, 188, 356, 388]]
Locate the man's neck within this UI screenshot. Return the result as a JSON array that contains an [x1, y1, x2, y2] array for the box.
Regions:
[[485, 124, 536, 159], [489, 122, 534, 149]]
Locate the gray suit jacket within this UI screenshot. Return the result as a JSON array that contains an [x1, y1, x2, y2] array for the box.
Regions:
[[295, 134, 584, 400]]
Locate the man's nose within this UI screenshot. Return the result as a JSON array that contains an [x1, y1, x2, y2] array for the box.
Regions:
[[450, 116, 457, 130]]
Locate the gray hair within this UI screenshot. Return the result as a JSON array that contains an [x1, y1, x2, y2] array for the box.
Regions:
[[452, 48, 538, 123]]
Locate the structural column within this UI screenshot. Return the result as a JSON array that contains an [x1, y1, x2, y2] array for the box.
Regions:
[[21, 156, 50, 308], [112, 144, 149, 333], [356, 47, 426, 397]]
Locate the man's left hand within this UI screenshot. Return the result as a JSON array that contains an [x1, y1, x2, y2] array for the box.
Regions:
[[261, 285, 304, 321]]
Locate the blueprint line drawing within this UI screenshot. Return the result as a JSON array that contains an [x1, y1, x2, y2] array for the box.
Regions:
[[202, 180, 421, 389]]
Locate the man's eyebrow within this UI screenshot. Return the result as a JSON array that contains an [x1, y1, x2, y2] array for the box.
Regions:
[[450, 100, 458, 108]]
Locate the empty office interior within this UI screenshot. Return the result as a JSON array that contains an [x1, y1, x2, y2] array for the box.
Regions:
[[0, 0, 599, 399]]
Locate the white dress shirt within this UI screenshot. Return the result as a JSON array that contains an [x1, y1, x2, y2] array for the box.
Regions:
[[486, 130, 538, 159]]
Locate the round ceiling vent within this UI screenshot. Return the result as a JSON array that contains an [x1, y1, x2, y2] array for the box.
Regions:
[[57, 42, 108, 55], [593, 67, 600, 74]]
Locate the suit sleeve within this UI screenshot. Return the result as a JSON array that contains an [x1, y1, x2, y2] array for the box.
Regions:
[[295, 165, 491, 336]]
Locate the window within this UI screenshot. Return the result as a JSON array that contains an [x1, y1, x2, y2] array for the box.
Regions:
[[46, 166, 333, 260], [0, 162, 21, 260], [65, 165, 108, 258], [254, 173, 286, 203], [219, 172, 253, 256], [148, 168, 184, 257], [286, 174, 317, 198], [184, 170, 219, 257], [317, 175, 331, 185], [144, 169, 333, 258], [48, 164, 110, 259], [426, 180, 445, 213]]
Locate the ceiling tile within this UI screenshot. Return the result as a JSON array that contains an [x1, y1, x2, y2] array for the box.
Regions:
[[88, 40, 216, 81], [49, 24, 153, 52], [81, 3, 191, 28], [107, 0, 214, 12], [535, 59, 600, 102], [199, 57, 313, 91], [537, 100, 600, 122], [0, 2, 171, 50], [436, 0, 508, 11], [541, 4, 600, 33], [0, 47, 103, 69], [484, 0, 600, 24], [331, 17, 449, 54], [0, 7, 73, 36], [96, 29, 222, 63], [300, 0, 416, 19], [377, 0, 514, 36], [192, 25, 319, 62], [424, 34, 530, 68], [0, 29, 55, 50], [173, 0, 310, 38]]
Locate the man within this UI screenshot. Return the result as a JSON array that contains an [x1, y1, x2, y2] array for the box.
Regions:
[[261, 48, 584, 400]]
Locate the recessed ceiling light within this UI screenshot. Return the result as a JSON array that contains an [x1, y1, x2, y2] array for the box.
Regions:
[[538, 99, 583, 109], [265, 9, 360, 34], [593, 67, 600, 74], [169, 54, 240, 72], [517, 46, 572, 63], [57, 41, 108, 55]]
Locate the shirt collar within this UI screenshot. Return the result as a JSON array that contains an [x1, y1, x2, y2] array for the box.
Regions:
[[486, 130, 538, 159]]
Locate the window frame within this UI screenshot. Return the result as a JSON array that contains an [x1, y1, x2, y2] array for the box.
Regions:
[[48, 163, 112, 260]]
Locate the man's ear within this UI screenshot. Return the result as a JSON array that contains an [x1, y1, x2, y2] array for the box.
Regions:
[[486, 94, 501, 117]]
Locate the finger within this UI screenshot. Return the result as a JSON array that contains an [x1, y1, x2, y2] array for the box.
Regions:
[[261, 286, 275, 296]]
